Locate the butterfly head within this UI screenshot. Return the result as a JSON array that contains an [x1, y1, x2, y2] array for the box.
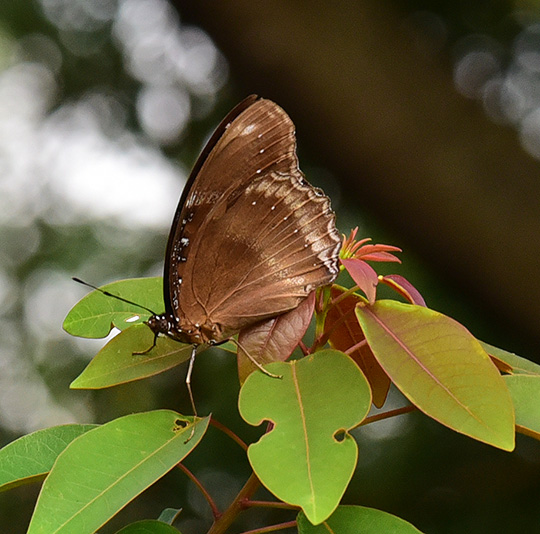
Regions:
[[146, 314, 172, 337], [146, 313, 226, 345]]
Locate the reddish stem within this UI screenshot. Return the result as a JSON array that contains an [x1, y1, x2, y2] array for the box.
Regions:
[[298, 339, 309, 355], [210, 416, 248, 451], [239, 520, 298, 533], [177, 463, 221, 520], [207, 473, 261, 534], [243, 500, 298, 510], [344, 339, 368, 355], [330, 285, 361, 307], [356, 404, 417, 428]]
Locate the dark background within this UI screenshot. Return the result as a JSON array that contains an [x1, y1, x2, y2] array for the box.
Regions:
[[1, 1, 540, 532]]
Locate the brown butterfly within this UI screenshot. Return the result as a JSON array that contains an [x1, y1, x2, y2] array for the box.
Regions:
[[146, 95, 341, 351]]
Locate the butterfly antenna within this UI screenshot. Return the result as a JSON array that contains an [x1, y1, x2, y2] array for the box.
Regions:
[[72, 277, 157, 316]]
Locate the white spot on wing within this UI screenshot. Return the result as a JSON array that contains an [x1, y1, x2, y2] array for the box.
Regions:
[[241, 124, 256, 135]]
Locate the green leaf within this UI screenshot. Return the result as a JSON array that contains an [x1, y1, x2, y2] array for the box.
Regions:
[[356, 300, 515, 451], [70, 324, 194, 389], [481, 341, 540, 376], [239, 349, 371, 525], [115, 520, 181, 533], [0, 425, 97, 492], [297, 505, 424, 533], [504, 375, 540, 439], [27, 411, 209, 534], [216, 339, 237, 353], [157, 508, 182, 524], [63, 277, 163, 338]]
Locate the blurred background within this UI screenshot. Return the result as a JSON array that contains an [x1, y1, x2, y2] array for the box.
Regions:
[[1, 0, 540, 532]]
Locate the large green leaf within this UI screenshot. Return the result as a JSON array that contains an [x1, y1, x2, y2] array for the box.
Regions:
[[70, 324, 194, 389], [505, 375, 540, 439], [27, 411, 209, 534], [239, 349, 371, 525], [63, 277, 163, 338], [0, 425, 97, 492], [356, 300, 515, 451], [297, 505, 423, 533]]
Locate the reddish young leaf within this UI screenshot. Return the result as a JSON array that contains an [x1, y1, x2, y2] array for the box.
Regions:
[[237, 292, 315, 384], [341, 228, 401, 264], [353, 247, 401, 263], [326, 287, 390, 407], [380, 274, 427, 306], [340, 258, 379, 303]]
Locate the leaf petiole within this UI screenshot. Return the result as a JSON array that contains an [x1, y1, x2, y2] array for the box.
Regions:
[[356, 405, 417, 429]]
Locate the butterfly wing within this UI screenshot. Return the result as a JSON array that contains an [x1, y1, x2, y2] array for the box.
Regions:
[[165, 96, 341, 342], [196, 170, 340, 331]]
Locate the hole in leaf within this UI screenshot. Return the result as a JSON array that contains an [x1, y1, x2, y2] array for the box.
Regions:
[[173, 419, 188, 432], [125, 315, 140, 323], [334, 429, 346, 442]]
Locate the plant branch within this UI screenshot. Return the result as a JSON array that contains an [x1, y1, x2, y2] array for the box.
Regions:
[[210, 416, 248, 451], [239, 520, 298, 533], [207, 473, 262, 534], [344, 339, 368, 355], [330, 285, 361, 307], [298, 339, 309, 355], [177, 463, 221, 520], [516, 424, 540, 440], [356, 404, 417, 428], [243, 500, 298, 510]]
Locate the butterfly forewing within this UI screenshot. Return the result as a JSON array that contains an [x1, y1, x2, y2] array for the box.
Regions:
[[163, 96, 340, 344], [165, 99, 295, 310]]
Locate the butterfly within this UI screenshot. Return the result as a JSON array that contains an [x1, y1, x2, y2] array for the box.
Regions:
[[145, 95, 341, 351]]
